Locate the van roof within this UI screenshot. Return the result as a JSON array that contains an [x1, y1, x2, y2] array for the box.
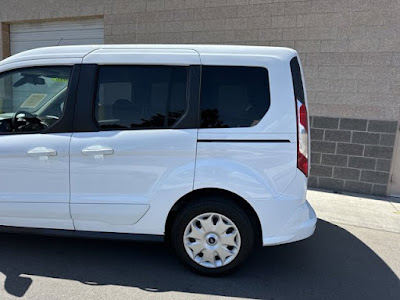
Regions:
[[0, 45, 297, 66]]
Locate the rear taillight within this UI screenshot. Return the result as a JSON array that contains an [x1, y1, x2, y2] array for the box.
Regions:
[[296, 99, 308, 176]]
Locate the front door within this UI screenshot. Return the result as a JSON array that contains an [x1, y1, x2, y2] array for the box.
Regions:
[[0, 65, 75, 229], [69, 49, 201, 233]]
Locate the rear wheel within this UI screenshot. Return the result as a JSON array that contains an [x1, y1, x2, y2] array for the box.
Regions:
[[171, 197, 255, 275]]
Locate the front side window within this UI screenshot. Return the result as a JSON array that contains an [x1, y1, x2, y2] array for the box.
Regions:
[[200, 66, 270, 128], [0, 66, 72, 133], [95, 66, 188, 130]]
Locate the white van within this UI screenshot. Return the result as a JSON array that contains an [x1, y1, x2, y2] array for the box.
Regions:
[[0, 45, 316, 275]]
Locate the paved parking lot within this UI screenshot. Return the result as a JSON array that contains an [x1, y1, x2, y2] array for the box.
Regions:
[[0, 190, 399, 300]]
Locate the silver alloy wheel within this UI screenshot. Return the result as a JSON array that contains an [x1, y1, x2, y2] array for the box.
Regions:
[[183, 212, 241, 268]]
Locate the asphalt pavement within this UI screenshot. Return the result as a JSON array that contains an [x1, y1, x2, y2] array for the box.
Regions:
[[0, 189, 399, 300]]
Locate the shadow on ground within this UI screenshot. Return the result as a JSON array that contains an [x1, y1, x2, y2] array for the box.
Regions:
[[0, 220, 399, 299]]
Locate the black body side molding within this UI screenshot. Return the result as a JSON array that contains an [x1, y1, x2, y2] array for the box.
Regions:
[[0, 226, 164, 243], [197, 139, 291, 143]]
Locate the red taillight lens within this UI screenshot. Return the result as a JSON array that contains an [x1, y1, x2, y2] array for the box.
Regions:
[[297, 100, 309, 177]]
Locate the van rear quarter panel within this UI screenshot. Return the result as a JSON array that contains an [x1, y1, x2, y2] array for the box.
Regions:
[[194, 54, 298, 200]]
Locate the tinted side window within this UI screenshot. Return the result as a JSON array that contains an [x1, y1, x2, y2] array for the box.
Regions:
[[95, 66, 188, 130], [200, 66, 270, 128]]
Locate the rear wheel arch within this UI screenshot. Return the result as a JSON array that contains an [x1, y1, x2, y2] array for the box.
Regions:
[[164, 188, 262, 247]]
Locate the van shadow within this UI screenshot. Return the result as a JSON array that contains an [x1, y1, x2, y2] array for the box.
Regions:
[[0, 220, 399, 299]]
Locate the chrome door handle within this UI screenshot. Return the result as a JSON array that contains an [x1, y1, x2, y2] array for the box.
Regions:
[[81, 145, 114, 156], [27, 147, 57, 157]]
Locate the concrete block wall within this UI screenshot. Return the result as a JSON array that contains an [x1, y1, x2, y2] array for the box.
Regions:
[[0, 0, 399, 122], [309, 117, 397, 195], [0, 0, 399, 195]]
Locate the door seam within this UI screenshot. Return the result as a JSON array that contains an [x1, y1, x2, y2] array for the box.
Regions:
[[192, 129, 199, 190], [68, 133, 76, 230]]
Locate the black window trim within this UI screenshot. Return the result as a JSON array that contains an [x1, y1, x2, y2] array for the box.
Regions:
[[173, 65, 200, 129], [290, 57, 305, 104], [46, 64, 81, 134], [0, 64, 79, 135], [73, 64, 99, 132]]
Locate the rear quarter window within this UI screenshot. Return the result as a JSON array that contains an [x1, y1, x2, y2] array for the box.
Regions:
[[200, 66, 270, 128]]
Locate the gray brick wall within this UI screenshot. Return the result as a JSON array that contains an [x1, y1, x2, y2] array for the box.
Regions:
[[0, 0, 399, 122], [308, 116, 397, 196]]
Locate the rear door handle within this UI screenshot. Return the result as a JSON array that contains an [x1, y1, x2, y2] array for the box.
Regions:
[[81, 145, 114, 156], [27, 147, 57, 157]]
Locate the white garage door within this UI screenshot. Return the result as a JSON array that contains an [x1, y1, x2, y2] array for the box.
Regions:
[[10, 19, 104, 55]]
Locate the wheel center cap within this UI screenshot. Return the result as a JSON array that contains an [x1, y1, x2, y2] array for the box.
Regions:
[[206, 233, 218, 245]]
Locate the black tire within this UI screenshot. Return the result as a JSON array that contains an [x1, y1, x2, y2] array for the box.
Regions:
[[171, 196, 255, 275]]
